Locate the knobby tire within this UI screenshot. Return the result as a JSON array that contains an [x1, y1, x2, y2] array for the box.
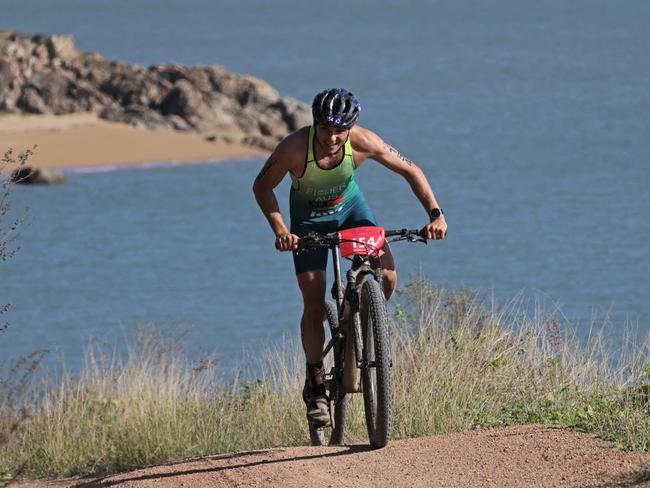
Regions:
[[360, 278, 392, 448]]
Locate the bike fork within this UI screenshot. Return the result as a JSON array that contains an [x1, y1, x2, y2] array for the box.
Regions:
[[331, 246, 344, 312]]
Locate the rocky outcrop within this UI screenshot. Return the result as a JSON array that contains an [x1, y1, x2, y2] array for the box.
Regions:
[[10, 166, 65, 185], [0, 31, 311, 150]]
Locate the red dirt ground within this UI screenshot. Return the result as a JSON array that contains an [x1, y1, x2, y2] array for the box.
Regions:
[[11, 425, 650, 488]]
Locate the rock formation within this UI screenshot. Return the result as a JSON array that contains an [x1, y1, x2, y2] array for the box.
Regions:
[[10, 166, 65, 185], [0, 31, 311, 150]]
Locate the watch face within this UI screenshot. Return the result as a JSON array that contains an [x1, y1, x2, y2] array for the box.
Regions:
[[430, 208, 441, 220]]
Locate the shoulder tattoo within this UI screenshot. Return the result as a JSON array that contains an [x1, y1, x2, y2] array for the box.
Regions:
[[255, 156, 277, 181], [383, 143, 414, 166]]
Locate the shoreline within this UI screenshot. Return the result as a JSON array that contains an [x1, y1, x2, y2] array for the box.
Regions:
[[0, 113, 267, 171], [52, 155, 265, 174]]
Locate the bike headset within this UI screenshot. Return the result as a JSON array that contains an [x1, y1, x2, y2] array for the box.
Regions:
[[312, 88, 361, 129]]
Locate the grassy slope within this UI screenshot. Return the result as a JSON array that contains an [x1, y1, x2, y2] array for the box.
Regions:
[[0, 281, 648, 481]]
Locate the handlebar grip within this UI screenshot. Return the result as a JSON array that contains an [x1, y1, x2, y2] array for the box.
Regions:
[[276, 238, 304, 251]]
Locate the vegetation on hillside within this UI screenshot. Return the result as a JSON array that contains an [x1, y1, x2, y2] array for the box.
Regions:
[[0, 280, 647, 481]]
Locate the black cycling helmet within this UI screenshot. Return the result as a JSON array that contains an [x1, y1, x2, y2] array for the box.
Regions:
[[312, 88, 361, 128]]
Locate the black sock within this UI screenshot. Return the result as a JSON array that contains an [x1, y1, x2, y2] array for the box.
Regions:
[[306, 361, 326, 395]]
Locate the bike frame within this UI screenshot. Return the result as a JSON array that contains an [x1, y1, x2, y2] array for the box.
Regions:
[[315, 228, 423, 377], [328, 245, 382, 370], [301, 227, 425, 445]]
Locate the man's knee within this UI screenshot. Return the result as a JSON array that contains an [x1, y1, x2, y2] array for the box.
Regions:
[[297, 270, 327, 321], [383, 269, 397, 301], [297, 270, 326, 295], [303, 300, 326, 321]]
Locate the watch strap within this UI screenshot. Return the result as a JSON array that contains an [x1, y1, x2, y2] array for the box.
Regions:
[[429, 208, 444, 222]]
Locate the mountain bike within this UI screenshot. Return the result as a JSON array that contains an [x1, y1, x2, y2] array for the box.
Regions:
[[298, 226, 426, 448]]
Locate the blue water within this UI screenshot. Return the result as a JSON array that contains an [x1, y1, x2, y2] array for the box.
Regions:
[[2, 0, 649, 370]]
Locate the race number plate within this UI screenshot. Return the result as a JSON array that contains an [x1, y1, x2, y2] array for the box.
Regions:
[[338, 226, 385, 258]]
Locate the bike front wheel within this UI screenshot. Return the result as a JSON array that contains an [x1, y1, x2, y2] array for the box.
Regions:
[[360, 277, 392, 448]]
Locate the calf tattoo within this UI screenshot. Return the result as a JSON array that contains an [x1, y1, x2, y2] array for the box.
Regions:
[[383, 143, 414, 166]]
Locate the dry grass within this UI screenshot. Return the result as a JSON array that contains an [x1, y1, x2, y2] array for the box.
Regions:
[[388, 280, 649, 448], [0, 281, 648, 481]]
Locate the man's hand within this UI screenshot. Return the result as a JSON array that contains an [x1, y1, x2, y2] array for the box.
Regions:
[[275, 232, 300, 251], [423, 216, 447, 240]]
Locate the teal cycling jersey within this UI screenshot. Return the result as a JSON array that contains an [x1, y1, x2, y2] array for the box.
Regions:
[[289, 125, 364, 221], [289, 126, 378, 274]]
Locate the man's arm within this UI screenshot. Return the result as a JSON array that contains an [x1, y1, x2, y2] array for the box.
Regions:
[[252, 141, 300, 251], [352, 126, 447, 240]]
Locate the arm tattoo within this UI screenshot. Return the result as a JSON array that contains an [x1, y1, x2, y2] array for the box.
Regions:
[[255, 156, 277, 181], [383, 143, 414, 166]]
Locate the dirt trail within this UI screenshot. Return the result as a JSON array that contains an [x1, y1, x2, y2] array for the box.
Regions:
[[11, 425, 650, 488]]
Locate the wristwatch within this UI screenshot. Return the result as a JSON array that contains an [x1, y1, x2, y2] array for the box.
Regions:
[[429, 208, 444, 222]]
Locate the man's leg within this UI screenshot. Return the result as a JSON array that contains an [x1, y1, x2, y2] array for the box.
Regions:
[[297, 270, 330, 425], [371, 242, 397, 300], [383, 268, 397, 300], [297, 270, 327, 363]]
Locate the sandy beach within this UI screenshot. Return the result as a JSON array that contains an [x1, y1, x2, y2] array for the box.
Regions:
[[0, 113, 266, 170]]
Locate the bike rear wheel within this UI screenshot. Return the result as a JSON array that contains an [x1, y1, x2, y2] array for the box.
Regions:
[[308, 300, 349, 446], [360, 278, 392, 448]]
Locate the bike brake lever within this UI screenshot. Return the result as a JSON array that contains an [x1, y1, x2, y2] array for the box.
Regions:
[[410, 235, 428, 244], [411, 229, 428, 244]]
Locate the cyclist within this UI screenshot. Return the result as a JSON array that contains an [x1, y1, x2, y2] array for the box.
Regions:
[[252, 88, 447, 426]]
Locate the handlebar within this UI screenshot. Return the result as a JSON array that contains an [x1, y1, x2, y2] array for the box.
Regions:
[[384, 228, 427, 240], [296, 227, 427, 252]]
